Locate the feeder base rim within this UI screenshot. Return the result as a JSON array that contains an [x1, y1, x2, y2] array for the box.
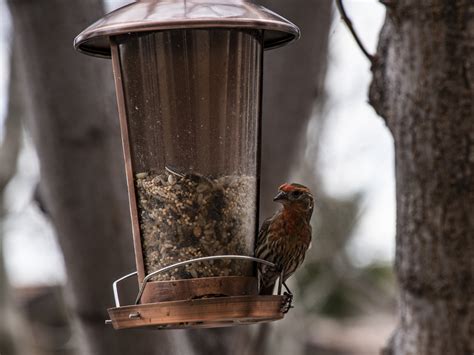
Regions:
[[107, 295, 286, 330]]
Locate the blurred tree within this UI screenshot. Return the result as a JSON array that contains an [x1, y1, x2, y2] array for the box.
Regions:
[[368, 1, 474, 354], [0, 39, 22, 355], [259, 0, 331, 218], [5, 1, 332, 355], [1, 40, 79, 355], [13, 286, 78, 355], [295, 173, 395, 322], [6, 0, 177, 354]]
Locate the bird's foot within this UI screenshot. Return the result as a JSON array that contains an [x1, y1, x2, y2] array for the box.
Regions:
[[281, 292, 293, 314]]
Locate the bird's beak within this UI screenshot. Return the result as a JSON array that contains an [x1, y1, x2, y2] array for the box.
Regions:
[[273, 190, 288, 202]]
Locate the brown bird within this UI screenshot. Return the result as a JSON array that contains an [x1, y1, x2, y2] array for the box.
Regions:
[[256, 183, 314, 295]]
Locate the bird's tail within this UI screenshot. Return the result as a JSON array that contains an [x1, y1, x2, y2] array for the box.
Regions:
[[259, 283, 275, 295]]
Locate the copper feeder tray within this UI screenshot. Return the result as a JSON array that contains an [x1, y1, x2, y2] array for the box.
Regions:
[[107, 295, 286, 330], [106, 255, 292, 330]]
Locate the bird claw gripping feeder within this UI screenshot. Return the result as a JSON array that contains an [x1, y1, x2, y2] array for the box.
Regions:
[[74, 0, 299, 330]]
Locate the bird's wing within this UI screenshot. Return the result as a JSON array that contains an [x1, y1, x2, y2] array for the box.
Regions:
[[255, 216, 276, 294], [255, 216, 272, 252]]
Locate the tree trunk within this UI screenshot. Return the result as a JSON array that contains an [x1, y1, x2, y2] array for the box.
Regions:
[[369, 1, 474, 354]]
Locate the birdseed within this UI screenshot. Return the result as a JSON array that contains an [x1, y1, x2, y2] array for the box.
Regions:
[[135, 170, 256, 281]]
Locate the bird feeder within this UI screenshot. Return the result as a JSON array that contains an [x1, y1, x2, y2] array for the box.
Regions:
[[74, 0, 299, 330]]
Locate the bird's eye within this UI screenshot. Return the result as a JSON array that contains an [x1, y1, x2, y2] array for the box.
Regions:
[[291, 190, 302, 198]]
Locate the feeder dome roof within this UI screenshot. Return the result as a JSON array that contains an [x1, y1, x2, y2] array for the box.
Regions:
[[74, 0, 300, 58]]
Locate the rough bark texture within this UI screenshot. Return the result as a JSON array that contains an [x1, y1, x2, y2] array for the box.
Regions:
[[369, 1, 474, 354]]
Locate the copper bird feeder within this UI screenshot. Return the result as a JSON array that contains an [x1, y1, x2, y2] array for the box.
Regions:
[[74, 0, 300, 330]]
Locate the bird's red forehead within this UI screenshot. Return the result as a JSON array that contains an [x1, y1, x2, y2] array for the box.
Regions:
[[279, 183, 298, 192], [279, 183, 311, 194], [279, 183, 292, 192]]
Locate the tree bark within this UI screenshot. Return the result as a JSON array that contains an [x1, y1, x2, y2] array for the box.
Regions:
[[369, 1, 474, 354]]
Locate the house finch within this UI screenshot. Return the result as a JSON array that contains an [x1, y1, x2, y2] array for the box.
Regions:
[[256, 183, 314, 295]]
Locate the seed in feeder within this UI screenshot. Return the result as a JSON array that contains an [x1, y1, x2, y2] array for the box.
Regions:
[[136, 172, 148, 179], [135, 170, 256, 281], [196, 183, 209, 193], [193, 226, 202, 238], [168, 174, 176, 185], [158, 175, 167, 185]]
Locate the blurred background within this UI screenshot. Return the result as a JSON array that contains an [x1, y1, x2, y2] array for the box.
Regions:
[[0, 1, 397, 354]]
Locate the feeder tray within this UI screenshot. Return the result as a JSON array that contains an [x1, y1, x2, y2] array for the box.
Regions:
[[107, 295, 287, 330], [106, 255, 293, 330]]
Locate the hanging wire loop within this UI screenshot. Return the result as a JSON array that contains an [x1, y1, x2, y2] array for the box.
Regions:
[[134, 255, 278, 305], [110, 255, 283, 308]]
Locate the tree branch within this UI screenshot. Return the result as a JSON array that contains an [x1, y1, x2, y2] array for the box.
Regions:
[[335, 0, 375, 63]]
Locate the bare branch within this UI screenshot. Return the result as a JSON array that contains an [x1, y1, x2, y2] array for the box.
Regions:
[[335, 0, 375, 62]]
